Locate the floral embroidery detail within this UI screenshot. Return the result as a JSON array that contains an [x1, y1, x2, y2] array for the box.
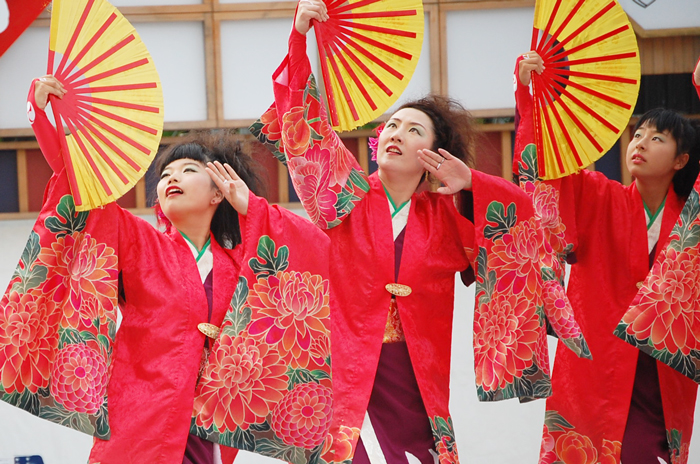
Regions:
[[319, 425, 361, 463], [430, 416, 460, 464], [270, 382, 332, 448], [368, 123, 384, 162], [194, 332, 288, 431], [542, 281, 581, 339], [260, 106, 282, 143], [669, 429, 690, 464], [247, 270, 331, 369], [282, 106, 312, 157], [621, 247, 700, 356], [599, 439, 622, 464], [539, 424, 557, 464], [309, 334, 330, 367], [38, 232, 118, 329], [0, 290, 60, 393], [318, 119, 353, 188], [473, 291, 540, 392], [288, 146, 339, 227], [488, 217, 541, 297], [50, 343, 108, 414], [555, 431, 598, 464], [383, 298, 405, 343]]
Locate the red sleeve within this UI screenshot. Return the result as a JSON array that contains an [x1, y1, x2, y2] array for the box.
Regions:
[[27, 79, 64, 173], [694, 56, 700, 100]]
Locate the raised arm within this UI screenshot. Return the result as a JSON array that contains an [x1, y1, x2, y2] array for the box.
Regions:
[[28, 76, 66, 173], [250, 0, 369, 230]]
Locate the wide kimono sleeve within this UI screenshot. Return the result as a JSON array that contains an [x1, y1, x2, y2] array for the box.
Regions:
[[249, 29, 370, 229], [511, 59, 593, 361], [613, 67, 700, 385], [0, 83, 154, 440], [190, 192, 334, 464]]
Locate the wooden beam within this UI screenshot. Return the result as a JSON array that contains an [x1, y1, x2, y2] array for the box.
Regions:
[[134, 178, 147, 209], [500, 130, 512, 180], [16, 150, 29, 213], [277, 162, 289, 203], [357, 137, 369, 174], [619, 126, 632, 186]]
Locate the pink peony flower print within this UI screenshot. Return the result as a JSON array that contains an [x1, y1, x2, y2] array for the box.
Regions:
[[270, 382, 332, 448], [247, 271, 331, 369], [473, 291, 540, 391], [542, 280, 581, 339], [624, 248, 700, 355], [282, 106, 311, 157], [194, 332, 287, 431], [38, 232, 118, 329], [50, 343, 108, 414], [0, 290, 61, 393], [488, 217, 542, 298], [287, 146, 339, 227], [555, 431, 598, 464]]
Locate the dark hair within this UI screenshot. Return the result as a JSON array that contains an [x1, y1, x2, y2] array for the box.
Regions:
[[634, 108, 700, 199], [155, 130, 265, 248], [398, 95, 478, 168]]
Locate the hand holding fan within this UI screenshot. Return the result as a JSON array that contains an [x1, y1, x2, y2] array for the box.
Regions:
[[47, 0, 163, 210], [312, 0, 424, 132], [529, 0, 640, 179]]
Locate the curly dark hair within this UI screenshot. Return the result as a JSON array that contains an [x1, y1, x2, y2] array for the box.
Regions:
[[634, 108, 700, 199], [398, 94, 478, 168], [154, 130, 265, 248]]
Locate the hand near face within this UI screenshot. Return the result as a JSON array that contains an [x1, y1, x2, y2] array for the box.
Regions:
[[206, 161, 250, 215], [417, 148, 472, 193]]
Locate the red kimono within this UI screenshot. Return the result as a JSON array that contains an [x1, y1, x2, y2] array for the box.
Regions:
[[0, 86, 333, 464], [250, 29, 587, 464], [514, 61, 700, 464]]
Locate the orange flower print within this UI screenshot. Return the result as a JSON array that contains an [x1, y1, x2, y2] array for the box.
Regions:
[[527, 181, 567, 253], [288, 145, 339, 227], [0, 291, 60, 393], [282, 106, 311, 157], [670, 442, 689, 464], [539, 425, 557, 464], [323, 426, 361, 462], [435, 437, 459, 464], [555, 431, 598, 464], [318, 118, 354, 187], [39, 232, 118, 329], [542, 280, 581, 339], [624, 248, 700, 355], [50, 343, 108, 414], [270, 382, 332, 448], [488, 217, 541, 297], [599, 439, 621, 464], [309, 333, 330, 367], [260, 106, 282, 142], [194, 332, 287, 431], [247, 271, 330, 369], [473, 291, 540, 391]]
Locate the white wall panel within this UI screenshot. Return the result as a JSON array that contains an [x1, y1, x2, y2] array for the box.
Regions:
[[620, 0, 700, 31], [0, 27, 49, 130], [111, 0, 203, 5], [133, 21, 208, 122], [221, 19, 319, 121], [446, 8, 533, 113]]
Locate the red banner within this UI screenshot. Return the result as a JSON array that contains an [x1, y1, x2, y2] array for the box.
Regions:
[[0, 0, 51, 58]]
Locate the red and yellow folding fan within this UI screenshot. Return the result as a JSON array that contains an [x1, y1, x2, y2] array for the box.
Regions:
[[313, 0, 424, 132], [48, 0, 163, 211], [529, 0, 640, 179]]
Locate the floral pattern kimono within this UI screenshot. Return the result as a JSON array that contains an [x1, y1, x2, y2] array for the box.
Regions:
[[513, 59, 700, 464], [250, 28, 588, 464], [0, 84, 333, 464]]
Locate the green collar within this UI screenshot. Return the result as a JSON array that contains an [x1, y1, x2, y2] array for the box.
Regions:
[[643, 196, 666, 231], [179, 231, 211, 262], [382, 184, 410, 218]]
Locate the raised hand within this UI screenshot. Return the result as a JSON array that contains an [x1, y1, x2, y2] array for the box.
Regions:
[[417, 148, 473, 194], [295, 0, 329, 35], [206, 161, 250, 215], [518, 51, 545, 86], [34, 75, 66, 110]]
